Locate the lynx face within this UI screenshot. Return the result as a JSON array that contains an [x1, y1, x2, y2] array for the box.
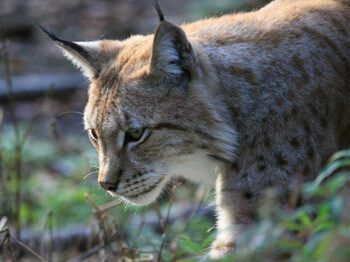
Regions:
[[83, 65, 230, 205]]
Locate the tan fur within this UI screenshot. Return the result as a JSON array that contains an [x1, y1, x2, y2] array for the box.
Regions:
[[50, 0, 350, 259]]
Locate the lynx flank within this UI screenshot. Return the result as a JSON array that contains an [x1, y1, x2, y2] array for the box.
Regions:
[[41, 0, 350, 259]]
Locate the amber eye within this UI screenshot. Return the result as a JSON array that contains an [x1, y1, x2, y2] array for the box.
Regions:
[[126, 128, 144, 142], [88, 129, 98, 141]]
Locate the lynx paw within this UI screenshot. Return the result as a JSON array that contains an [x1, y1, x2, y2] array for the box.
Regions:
[[208, 234, 235, 260]]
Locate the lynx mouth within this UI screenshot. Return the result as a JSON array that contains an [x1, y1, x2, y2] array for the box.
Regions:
[[125, 182, 159, 199], [110, 176, 168, 206]]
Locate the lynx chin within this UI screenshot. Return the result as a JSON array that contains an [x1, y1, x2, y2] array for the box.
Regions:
[[41, 0, 350, 259]]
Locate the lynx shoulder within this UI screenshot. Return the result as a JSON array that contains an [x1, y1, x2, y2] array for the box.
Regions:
[[41, 0, 350, 259]]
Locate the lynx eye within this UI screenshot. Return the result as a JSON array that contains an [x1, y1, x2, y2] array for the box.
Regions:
[[88, 129, 98, 141], [126, 127, 145, 142]]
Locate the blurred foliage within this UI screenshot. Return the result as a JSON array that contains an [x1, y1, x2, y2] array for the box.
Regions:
[[0, 123, 102, 228], [186, 0, 271, 21], [1, 122, 350, 261]]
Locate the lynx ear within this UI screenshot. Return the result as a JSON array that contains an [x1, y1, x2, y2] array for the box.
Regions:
[[150, 20, 194, 79], [39, 25, 105, 79]]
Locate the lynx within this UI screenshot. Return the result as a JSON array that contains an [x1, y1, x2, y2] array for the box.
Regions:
[[41, 0, 350, 259]]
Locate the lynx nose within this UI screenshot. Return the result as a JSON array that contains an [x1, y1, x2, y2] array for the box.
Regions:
[[99, 181, 118, 192]]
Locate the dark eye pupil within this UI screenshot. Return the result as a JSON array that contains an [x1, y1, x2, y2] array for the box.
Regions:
[[90, 129, 98, 140], [126, 128, 144, 143], [132, 129, 141, 136]]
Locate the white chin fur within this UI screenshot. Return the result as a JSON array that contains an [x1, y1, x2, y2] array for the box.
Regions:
[[166, 150, 223, 184], [108, 150, 222, 206]]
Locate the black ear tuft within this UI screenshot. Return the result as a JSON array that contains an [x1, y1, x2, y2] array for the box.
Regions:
[[38, 24, 91, 60], [38, 24, 101, 78], [154, 1, 165, 22], [37, 24, 60, 42]]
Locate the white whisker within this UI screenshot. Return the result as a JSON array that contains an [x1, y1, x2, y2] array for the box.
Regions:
[[56, 111, 84, 117], [83, 171, 98, 180]]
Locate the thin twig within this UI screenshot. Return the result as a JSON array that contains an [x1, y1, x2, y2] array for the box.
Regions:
[[0, 108, 3, 189], [1, 227, 47, 262], [0, 18, 18, 140], [134, 210, 146, 242], [0, 216, 7, 231], [20, 84, 55, 146], [85, 194, 133, 259], [0, 107, 3, 132], [0, 229, 9, 247], [170, 185, 210, 262], [0, 228, 16, 262], [109, 214, 128, 244], [49, 116, 63, 153], [67, 245, 99, 262], [163, 181, 180, 235], [0, 15, 23, 240], [157, 180, 180, 262], [40, 210, 53, 262], [10, 232, 47, 262], [84, 194, 106, 257], [152, 202, 165, 233], [95, 199, 122, 214], [177, 185, 209, 234], [48, 211, 53, 262]]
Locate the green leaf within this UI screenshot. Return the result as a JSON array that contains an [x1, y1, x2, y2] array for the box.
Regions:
[[326, 172, 350, 195], [303, 231, 329, 257], [317, 203, 330, 221], [315, 159, 350, 186], [278, 239, 303, 249], [201, 234, 216, 249], [329, 150, 350, 162], [313, 221, 335, 233], [179, 235, 204, 255], [177, 259, 199, 262], [291, 205, 317, 220], [300, 213, 312, 228], [328, 196, 343, 219], [285, 222, 303, 232], [302, 182, 325, 198]]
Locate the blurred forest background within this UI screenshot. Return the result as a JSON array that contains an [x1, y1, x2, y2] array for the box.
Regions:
[[1, 0, 350, 261]]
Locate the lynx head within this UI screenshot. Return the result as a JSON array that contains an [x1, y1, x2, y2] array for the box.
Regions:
[[40, 8, 236, 206]]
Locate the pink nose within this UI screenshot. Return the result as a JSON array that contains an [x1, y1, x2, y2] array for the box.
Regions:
[[99, 181, 118, 192]]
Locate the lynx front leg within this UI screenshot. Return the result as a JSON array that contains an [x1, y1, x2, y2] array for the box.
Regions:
[[209, 173, 256, 260]]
